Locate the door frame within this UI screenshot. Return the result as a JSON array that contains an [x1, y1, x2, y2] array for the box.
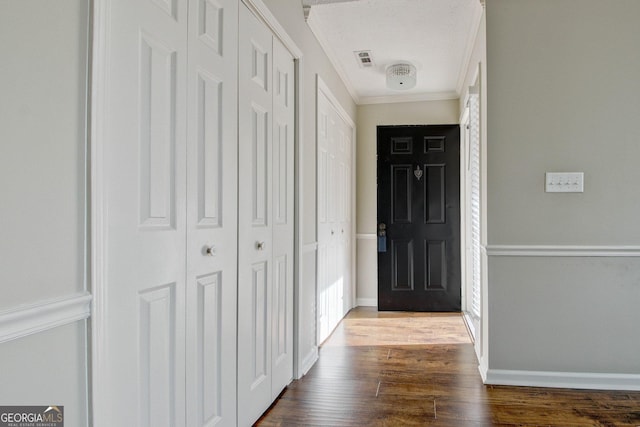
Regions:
[[90, 1, 305, 424]]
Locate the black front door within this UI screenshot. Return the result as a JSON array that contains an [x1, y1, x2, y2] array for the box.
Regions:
[[377, 125, 461, 311]]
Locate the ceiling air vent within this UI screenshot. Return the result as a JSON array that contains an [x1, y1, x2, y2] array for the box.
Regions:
[[354, 50, 374, 68]]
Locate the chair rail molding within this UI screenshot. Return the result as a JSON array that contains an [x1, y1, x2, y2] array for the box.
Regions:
[[485, 245, 640, 257], [0, 292, 92, 344]]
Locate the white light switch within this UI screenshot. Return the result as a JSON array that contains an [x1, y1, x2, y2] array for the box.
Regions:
[[545, 172, 584, 193]]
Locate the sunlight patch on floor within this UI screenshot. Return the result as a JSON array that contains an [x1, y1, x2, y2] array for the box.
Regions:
[[323, 310, 472, 347]]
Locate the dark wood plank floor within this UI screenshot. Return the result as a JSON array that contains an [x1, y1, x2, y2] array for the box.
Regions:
[[256, 307, 640, 426]]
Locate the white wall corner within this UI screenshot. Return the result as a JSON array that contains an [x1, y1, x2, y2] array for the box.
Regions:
[[0, 292, 92, 344], [485, 369, 640, 392]]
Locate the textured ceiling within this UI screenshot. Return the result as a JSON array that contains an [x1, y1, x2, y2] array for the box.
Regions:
[[306, 0, 483, 104]]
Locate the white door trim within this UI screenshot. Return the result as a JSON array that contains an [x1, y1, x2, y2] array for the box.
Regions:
[[89, 0, 110, 422]]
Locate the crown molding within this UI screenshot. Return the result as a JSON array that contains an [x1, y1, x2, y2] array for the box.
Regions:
[[455, 2, 484, 96], [306, 11, 360, 104]]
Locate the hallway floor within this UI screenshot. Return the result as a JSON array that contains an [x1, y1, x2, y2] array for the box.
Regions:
[[256, 307, 640, 426]]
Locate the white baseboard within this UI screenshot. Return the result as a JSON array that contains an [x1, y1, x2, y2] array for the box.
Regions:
[[485, 369, 640, 391], [356, 298, 377, 307], [0, 292, 92, 344], [298, 347, 318, 378]]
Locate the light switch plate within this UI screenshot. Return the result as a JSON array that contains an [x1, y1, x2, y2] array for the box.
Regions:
[[545, 172, 584, 193]]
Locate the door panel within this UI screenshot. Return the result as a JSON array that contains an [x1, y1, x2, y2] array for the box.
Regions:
[[185, 0, 237, 426], [377, 125, 461, 312], [316, 90, 353, 344], [238, 7, 273, 423], [271, 36, 295, 398], [102, 0, 188, 425], [101, 0, 237, 426], [238, 6, 294, 425]]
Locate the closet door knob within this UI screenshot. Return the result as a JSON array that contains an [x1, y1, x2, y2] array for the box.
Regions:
[[204, 245, 216, 256], [256, 241, 265, 251]]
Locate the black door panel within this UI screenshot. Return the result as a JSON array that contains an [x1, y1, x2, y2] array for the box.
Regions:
[[377, 125, 461, 311]]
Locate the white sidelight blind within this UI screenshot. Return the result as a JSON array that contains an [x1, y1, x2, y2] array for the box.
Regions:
[[469, 88, 481, 318]]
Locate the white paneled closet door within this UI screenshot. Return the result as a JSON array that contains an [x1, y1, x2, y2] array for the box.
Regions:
[[237, 4, 295, 426], [97, 0, 237, 425], [185, 0, 238, 426], [317, 89, 353, 345]]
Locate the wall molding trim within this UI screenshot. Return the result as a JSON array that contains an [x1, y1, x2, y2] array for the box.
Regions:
[[485, 369, 640, 391], [306, 13, 359, 104], [485, 245, 640, 257], [0, 292, 92, 344], [356, 298, 377, 307], [356, 233, 376, 240]]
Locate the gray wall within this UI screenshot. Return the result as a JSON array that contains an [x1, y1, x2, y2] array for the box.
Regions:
[[0, 0, 90, 425], [486, 0, 640, 377]]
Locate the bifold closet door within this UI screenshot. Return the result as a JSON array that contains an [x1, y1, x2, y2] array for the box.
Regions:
[[317, 91, 353, 344], [237, 4, 295, 426], [185, 0, 238, 426], [98, 0, 238, 425]]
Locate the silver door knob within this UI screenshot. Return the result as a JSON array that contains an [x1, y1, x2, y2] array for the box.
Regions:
[[204, 245, 216, 256], [256, 241, 265, 251]]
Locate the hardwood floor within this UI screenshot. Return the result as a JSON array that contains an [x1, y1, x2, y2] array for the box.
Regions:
[[256, 307, 640, 426]]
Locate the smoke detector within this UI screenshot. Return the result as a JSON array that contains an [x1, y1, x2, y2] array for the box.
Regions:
[[386, 63, 417, 90], [354, 50, 374, 68]]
